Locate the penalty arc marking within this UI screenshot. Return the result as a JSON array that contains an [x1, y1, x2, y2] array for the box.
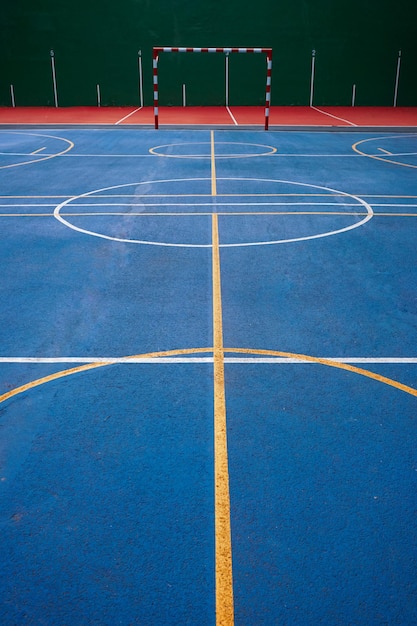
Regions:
[[1, 347, 416, 406]]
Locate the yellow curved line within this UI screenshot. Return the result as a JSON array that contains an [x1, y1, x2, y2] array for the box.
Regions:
[[0, 133, 74, 170], [226, 347, 417, 397], [0, 347, 212, 405], [352, 137, 417, 170], [1, 345, 416, 406]]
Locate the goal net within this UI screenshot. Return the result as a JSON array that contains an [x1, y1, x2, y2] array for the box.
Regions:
[[152, 47, 273, 129]]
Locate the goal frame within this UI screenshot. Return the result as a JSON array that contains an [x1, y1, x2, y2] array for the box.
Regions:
[[152, 47, 273, 129]]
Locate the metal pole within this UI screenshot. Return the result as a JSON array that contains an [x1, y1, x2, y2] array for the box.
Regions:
[[393, 50, 401, 107], [138, 50, 144, 107], [182, 84, 186, 106], [10, 84, 16, 107], [309, 49, 316, 107], [352, 84, 356, 107], [96, 84, 101, 107], [50, 49, 58, 107]]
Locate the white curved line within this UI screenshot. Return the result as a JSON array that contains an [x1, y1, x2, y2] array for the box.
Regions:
[[0, 131, 74, 169], [149, 142, 277, 158], [54, 178, 373, 248]]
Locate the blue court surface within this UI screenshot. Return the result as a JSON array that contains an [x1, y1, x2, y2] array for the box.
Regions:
[[0, 127, 416, 625]]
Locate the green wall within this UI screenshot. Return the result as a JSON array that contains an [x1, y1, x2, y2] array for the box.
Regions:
[[1, 0, 416, 107]]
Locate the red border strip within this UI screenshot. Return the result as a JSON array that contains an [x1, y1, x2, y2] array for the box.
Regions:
[[152, 47, 273, 130]]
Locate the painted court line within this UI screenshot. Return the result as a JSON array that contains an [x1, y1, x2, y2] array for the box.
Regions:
[[226, 106, 238, 125], [1, 352, 416, 412], [1, 356, 416, 364], [2, 194, 417, 199], [212, 213, 235, 625], [114, 107, 143, 124], [3, 213, 417, 219], [0, 153, 384, 158], [310, 105, 357, 126], [211, 131, 217, 196]]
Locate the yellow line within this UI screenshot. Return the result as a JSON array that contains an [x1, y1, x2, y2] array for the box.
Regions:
[[226, 348, 417, 397], [0, 347, 212, 405], [211, 131, 217, 197], [1, 346, 416, 408], [352, 138, 417, 170], [212, 214, 234, 625]]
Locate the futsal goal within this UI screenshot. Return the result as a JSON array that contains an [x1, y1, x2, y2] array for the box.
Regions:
[[152, 47, 273, 129]]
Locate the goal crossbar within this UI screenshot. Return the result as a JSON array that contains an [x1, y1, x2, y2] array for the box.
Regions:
[[152, 47, 273, 129]]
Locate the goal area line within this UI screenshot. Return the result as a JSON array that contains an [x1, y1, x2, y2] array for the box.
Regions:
[[152, 47, 273, 130]]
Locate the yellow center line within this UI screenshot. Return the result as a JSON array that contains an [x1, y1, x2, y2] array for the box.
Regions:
[[211, 130, 217, 197], [212, 213, 234, 625]]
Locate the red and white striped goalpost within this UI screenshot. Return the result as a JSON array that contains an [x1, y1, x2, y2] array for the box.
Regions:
[[152, 47, 273, 130]]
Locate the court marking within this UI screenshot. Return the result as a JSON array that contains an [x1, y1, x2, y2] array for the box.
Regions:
[[211, 131, 217, 196], [1, 151, 406, 159], [352, 134, 417, 169], [1, 349, 416, 407], [2, 128, 416, 624], [212, 213, 234, 625], [1, 356, 416, 364], [149, 141, 277, 158], [53, 178, 374, 248], [0, 131, 74, 169], [115, 107, 143, 125], [310, 106, 357, 126]]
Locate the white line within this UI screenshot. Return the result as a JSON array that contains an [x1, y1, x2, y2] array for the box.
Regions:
[[2, 211, 416, 219], [22, 153, 364, 159], [2, 211, 417, 219], [51, 201, 373, 207], [226, 106, 238, 125], [115, 107, 143, 125], [225, 357, 417, 364], [0, 357, 214, 364], [53, 177, 374, 248], [4, 152, 415, 159], [376, 152, 417, 157], [310, 106, 357, 126], [0, 152, 52, 157], [2, 194, 417, 199], [0, 357, 416, 364]]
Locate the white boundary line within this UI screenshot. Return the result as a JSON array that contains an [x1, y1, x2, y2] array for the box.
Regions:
[[310, 106, 357, 127], [226, 107, 238, 125], [1, 356, 416, 364], [115, 107, 143, 125]]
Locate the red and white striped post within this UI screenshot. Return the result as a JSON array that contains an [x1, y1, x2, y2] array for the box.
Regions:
[[265, 51, 272, 130], [153, 49, 159, 129], [153, 47, 272, 129]]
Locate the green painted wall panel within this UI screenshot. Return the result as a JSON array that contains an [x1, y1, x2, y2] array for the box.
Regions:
[[0, 1, 416, 107]]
